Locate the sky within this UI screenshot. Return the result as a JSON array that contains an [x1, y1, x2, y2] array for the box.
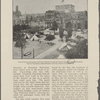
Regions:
[[13, 0, 87, 14]]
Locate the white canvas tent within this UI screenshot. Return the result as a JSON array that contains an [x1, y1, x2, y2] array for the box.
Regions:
[[44, 31, 50, 35], [57, 54, 65, 59], [44, 29, 50, 35], [55, 28, 59, 33], [71, 31, 88, 40], [24, 34, 30, 39], [30, 34, 39, 41], [58, 42, 67, 50]]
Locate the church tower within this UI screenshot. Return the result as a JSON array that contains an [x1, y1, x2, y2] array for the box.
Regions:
[[16, 5, 19, 12]]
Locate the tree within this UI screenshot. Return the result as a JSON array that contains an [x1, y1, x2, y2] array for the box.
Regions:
[[59, 25, 64, 40], [66, 22, 73, 38], [52, 20, 58, 35], [25, 15, 30, 25], [85, 20, 88, 29], [29, 16, 33, 26], [15, 32, 27, 59], [64, 39, 88, 58], [30, 16, 33, 22]]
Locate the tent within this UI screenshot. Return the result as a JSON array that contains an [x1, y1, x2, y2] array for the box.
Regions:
[[57, 54, 65, 59], [24, 33, 30, 39], [58, 42, 67, 50], [44, 31, 50, 35], [55, 28, 59, 33], [23, 33, 30, 39], [44, 29, 50, 35], [30, 34, 39, 41]]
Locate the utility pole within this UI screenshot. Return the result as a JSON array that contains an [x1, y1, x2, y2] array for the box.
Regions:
[[33, 49, 34, 58]]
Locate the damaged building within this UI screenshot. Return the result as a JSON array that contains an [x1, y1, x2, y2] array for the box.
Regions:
[[45, 4, 87, 30]]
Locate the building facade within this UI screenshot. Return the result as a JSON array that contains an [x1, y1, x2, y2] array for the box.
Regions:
[[45, 10, 62, 28], [44, 4, 87, 30], [45, 10, 87, 30], [64, 11, 87, 30], [13, 6, 21, 18], [55, 4, 75, 13]]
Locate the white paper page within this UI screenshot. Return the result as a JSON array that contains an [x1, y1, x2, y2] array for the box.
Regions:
[[1, 0, 99, 100]]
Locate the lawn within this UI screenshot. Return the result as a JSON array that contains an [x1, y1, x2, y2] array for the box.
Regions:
[[13, 39, 55, 59], [43, 49, 60, 59]]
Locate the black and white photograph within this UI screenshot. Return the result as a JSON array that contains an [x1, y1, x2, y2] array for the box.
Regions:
[[13, 0, 88, 59]]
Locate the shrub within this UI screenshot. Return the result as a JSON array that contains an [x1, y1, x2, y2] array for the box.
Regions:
[[45, 35, 55, 41], [13, 24, 30, 32], [64, 39, 88, 59], [29, 26, 40, 34]]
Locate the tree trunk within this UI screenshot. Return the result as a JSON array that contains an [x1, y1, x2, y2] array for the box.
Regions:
[[21, 47, 23, 59]]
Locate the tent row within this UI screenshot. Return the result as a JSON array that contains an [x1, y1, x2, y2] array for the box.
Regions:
[[24, 33, 40, 41]]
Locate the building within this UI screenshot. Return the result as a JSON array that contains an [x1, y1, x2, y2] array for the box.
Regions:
[[55, 4, 87, 30], [13, 6, 21, 18], [55, 4, 75, 13], [13, 6, 22, 25], [64, 11, 88, 30], [45, 9, 87, 30], [45, 10, 62, 28], [45, 10, 61, 27]]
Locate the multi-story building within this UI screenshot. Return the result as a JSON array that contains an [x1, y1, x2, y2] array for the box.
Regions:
[[55, 4, 75, 13], [45, 9, 87, 30], [64, 11, 87, 30], [45, 10, 62, 28], [55, 4, 87, 30]]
